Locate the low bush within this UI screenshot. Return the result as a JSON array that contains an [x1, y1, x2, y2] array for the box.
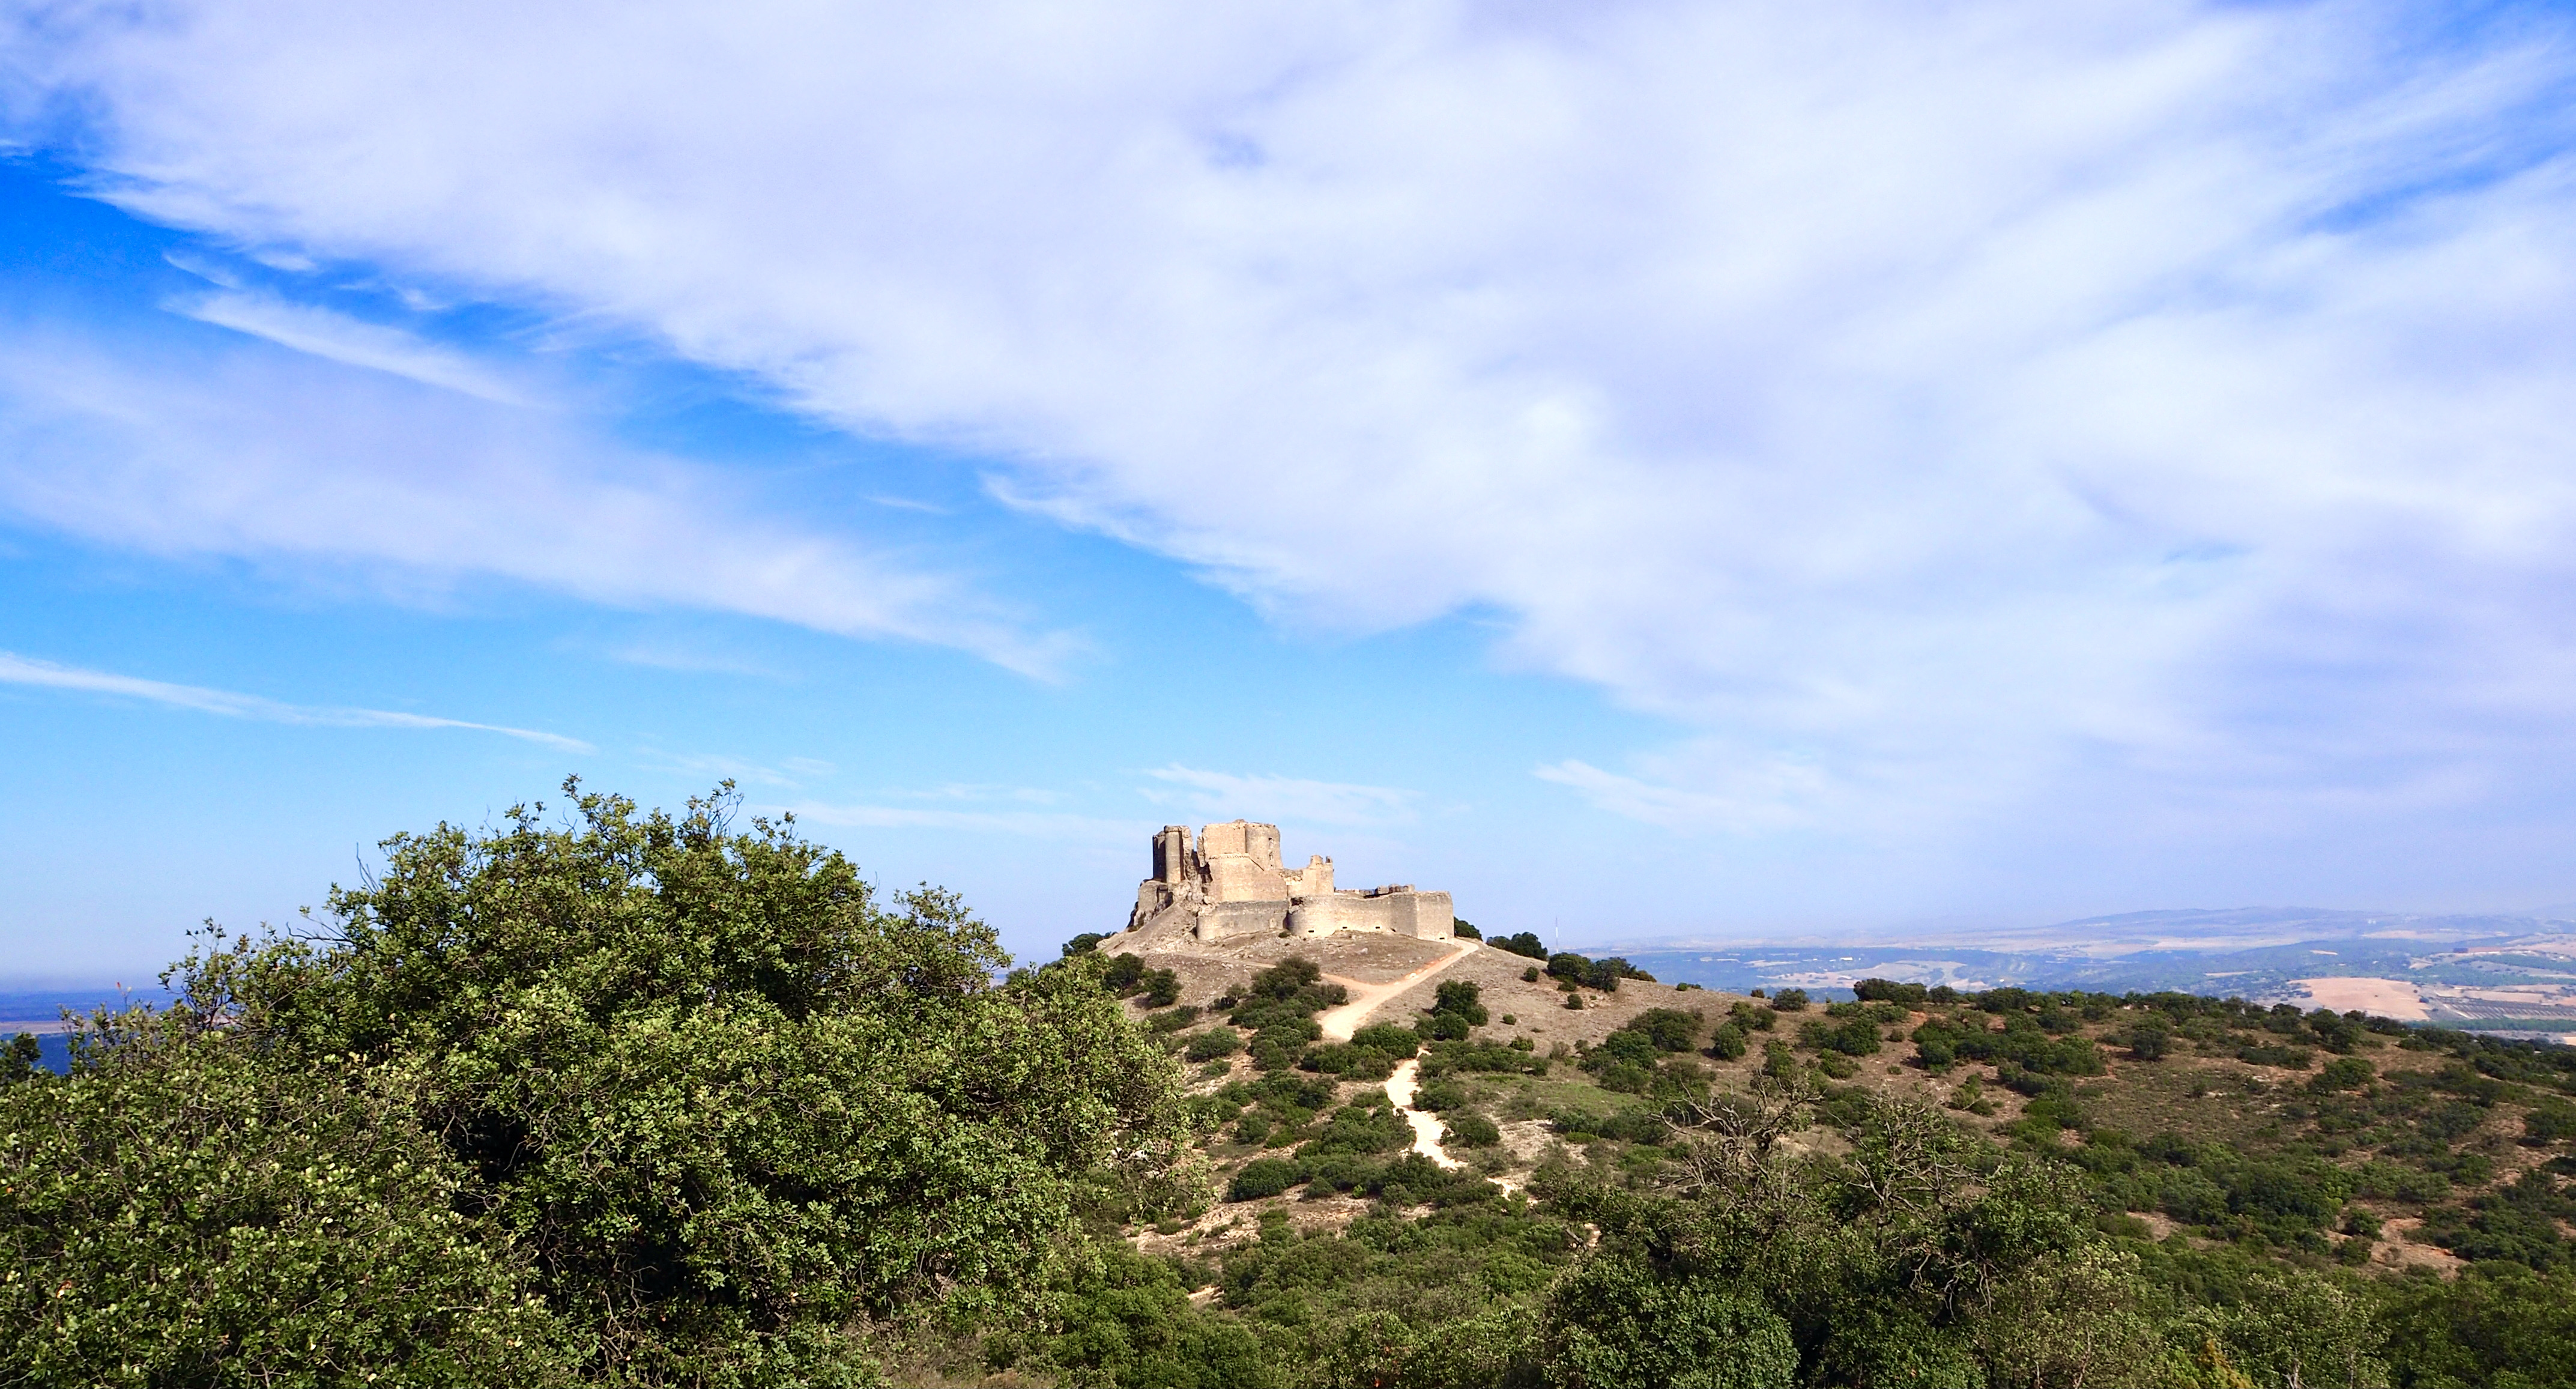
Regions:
[[1229, 1158, 1303, 1202], [1413, 1077, 1471, 1112], [1186, 1028, 1245, 1062], [1444, 1112, 1504, 1148], [1350, 1023, 1422, 1058]]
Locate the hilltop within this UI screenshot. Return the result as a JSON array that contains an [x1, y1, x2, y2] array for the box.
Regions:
[[10, 795, 2575, 1388]]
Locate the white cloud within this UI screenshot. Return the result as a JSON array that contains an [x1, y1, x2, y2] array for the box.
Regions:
[[7, 0, 2576, 868], [0, 318, 1073, 674], [0, 651, 591, 751], [1143, 766, 1416, 829], [1535, 758, 1828, 837], [175, 289, 540, 406]]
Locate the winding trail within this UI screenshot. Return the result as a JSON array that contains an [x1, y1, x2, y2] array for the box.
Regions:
[[1313, 939, 1479, 1042], [1383, 1058, 1464, 1170], [1312, 939, 1480, 1170]]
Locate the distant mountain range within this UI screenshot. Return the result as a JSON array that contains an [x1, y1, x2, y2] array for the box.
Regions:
[[1597, 907, 2576, 1036]]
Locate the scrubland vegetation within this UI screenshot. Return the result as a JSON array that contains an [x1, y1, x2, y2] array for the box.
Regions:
[[6, 785, 2576, 1387]]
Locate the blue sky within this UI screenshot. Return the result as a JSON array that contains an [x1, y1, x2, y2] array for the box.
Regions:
[[4, 0, 2575, 983]]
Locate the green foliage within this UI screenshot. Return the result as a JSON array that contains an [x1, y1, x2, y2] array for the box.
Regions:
[[1768, 988, 1810, 1012], [0, 1011, 577, 1388], [1914, 1012, 2104, 1077], [1419, 1039, 1548, 1078], [39, 788, 2576, 1386], [1350, 1022, 1421, 1057], [1544, 952, 1652, 992], [1312, 1304, 1539, 1389], [2524, 1098, 2576, 1145], [1415, 1010, 1472, 1041], [1430, 979, 1487, 1026], [1449, 919, 1482, 941], [1795, 1015, 1882, 1057], [1, 1033, 39, 1086], [1185, 1028, 1244, 1062], [140, 782, 1190, 1385], [1491, 931, 1549, 960], [1540, 1256, 1796, 1389], [1041, 1241, 1279, 1388], [1852, 977, 1929, 1006], [1624, 1007, 1705, 1052], [1229, 1158, 1303, 1202], [2378, 1265, 2576, 1388], [1442, 1112, 1502, 1149], [1412, 1077, 1469, 1112], [1707, 1023, 1748, 1061], [1305, 1097, 1416, 1156]]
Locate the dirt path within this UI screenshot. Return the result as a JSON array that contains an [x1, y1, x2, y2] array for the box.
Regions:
[[1384, 1058, 1463, 1170], [1313, 939, 1479, 1041], [1310, 940, 1480, 1173]]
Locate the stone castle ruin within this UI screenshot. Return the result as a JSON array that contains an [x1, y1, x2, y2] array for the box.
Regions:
[[1127, 820, 1456, 943]]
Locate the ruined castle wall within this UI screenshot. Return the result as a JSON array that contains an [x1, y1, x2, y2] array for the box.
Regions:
[[1195, 900, 1289, 942], [1388, 890, 1456, 940], [1205, 855, 1288, 903], [1285, 890, 1456, 940], [1198, 820, 1281, 870], [1153, 826, 1191, 885], [1283, 855, 1334, 900]]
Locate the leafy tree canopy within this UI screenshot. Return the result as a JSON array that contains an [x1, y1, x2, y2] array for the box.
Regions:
[[4, 782, 1189, 1387]]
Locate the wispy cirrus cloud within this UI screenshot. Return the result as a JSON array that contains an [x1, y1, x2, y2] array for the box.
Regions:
[[0, 651, 590, 751], [174, 288, 542, 407], [0, 318, 1077, 677]]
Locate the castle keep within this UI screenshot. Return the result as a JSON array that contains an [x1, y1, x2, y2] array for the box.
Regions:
[[1127, 820, 1456, 943]]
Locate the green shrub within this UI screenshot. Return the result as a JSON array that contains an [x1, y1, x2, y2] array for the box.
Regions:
[[1797, 1016, 1881, 1056], [1444, 1112, 1503, 1148], [1413, 1077, 1471, 1112], [2527, 1100, 2576, 1145], [1350, 1022, 1422, 1058], [1301, 1043, 1399, 1080], [1707, 1023, 1748, 1061], [1494, 932, 1549, 960], [1770, 988, 1810, 1012], [1416, 1011, 1473, 1042], [0, 1015, 575, 1388], [1432, 979, 1489, 1025], [1625, 1008, 1704, 1052], [1540, 1256, 1796, 1389], [1186, 1028, 1245, 1062], [1228, 1158, 1303, 1201], [84, 784, 1193, 1385], [1305, 1099, 1415, 1156]]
